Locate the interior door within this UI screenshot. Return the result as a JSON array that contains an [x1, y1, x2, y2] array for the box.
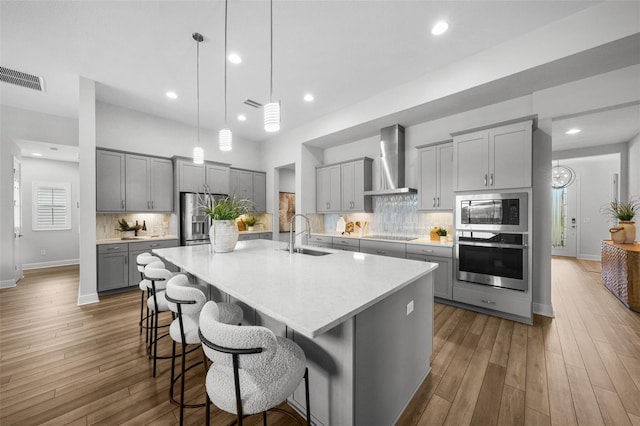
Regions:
[[13, 157, 23, 282], [551, 181, 578, 257]]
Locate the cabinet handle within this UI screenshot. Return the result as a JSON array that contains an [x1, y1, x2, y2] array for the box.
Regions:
[[436, 197, 440, 207], [150, 243, 160, 247], [376, 250, 386, 255], [326, 203, 330, 210], [121, 200, 125, 209], [433, 197, 436, 207], [151, 200, 154, 209], [490, 173, 494, 186], [484, 174, 488, 186], [481, 299, 496, 305], [423, 249, 433, 253], [147, 201, 150, 209], [107, 247, 120, 251]]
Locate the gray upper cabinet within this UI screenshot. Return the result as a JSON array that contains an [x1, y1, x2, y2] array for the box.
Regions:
[[453, 119, 532, 191], [418, 142, 453, 211], [206, 164, 230, 195], [176, 159, 230, 194], [229, 168, 266, 212], [96, 150, 125, 212], [178, 160, 206, 193], [316, 165, 341, 212], [341, 159, 373, 212], [125, 154, 173, 212]]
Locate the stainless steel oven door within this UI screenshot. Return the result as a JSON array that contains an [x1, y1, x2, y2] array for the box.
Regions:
[[455, 234, 528, 291], [456, 192, 528, 232]]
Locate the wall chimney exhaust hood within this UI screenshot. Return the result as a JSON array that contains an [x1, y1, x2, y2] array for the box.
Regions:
[[364, 124, 417, 196]]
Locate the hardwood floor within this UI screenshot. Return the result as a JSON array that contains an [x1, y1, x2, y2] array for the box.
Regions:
[[1, 258, 639, 425]]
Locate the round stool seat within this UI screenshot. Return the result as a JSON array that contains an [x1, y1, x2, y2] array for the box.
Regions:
[[205, 336, 306, 416]]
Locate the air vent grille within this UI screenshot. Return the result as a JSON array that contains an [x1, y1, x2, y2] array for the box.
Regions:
[[0, 66, 45, 91], [243, 99, 262, 108]]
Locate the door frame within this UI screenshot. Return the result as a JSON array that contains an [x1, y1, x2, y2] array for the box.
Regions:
[[13, 156, 23, 282]]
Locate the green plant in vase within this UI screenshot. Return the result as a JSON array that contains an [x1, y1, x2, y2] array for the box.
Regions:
[[601, 197, 638, 244], [436, 227, 448, 242], [115, 219, 142, 239], [202, 195, 253, 252]]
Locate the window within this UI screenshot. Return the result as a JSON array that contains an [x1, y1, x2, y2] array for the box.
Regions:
[[32, 181, 71, 231]]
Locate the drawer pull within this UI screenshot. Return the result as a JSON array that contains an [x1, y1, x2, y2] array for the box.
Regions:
[[481, 299, 496, 305], [108, 247, 120, 250], [423, 249, 433, 253], [150, 244, 160, 247], [376, 250, 386, 255]]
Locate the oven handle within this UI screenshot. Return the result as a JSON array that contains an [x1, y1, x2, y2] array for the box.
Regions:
[[457, 241, 528, 250]]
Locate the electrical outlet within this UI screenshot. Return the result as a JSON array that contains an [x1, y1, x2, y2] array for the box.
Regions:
[[40, 249, 46, 256], [406, 300, 414, 315]]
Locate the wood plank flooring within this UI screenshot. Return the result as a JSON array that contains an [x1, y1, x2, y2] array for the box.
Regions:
[[1, 257, 639, 425]]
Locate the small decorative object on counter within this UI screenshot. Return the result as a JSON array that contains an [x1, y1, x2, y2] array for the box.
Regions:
[[436, 227, 448, 243], [203, 195, 252, 252], [601, 197, 638, 243], [609, 226, 626, 243], [336, 216, 346, 234], [115, 218, 142, 239], [243, 215, 259, 232], [430, 227, 439, 241], [236, 219, 247, 232], [142, 220, 147, 231]]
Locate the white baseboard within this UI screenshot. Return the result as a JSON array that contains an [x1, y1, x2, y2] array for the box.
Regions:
[[533, 302, 555, 317], [22, 259, 80, 270], [77, 293, 100, 306], [0, 278, 17, 289], [578, 254, 601, 261]]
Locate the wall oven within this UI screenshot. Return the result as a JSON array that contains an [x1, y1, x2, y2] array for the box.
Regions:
[[456, 231, 528, 291], [456, 192, 528, 233]]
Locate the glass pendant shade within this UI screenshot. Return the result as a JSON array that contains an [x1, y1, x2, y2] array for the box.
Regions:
[[219, 128, 232, 151], [264, 101, 281, 132], [551, 164, 575, 189], [193, 146, 204, 164]]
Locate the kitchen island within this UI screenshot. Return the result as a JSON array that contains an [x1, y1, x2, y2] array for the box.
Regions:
[[154, 239, 436, 426]]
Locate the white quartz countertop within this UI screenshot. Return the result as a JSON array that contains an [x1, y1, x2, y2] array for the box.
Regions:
[[97, 235, 178, 245], [153, 239, 436, 339], [311, 232, 454, 248]]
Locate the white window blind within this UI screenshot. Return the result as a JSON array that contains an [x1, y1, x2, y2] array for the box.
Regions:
[[32, 181, 71, 231]]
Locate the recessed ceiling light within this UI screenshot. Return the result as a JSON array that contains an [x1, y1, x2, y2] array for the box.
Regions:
[[304, 93, 314, 102], [228, 53, 242, 64], [237, 114, 247, 121], [166, 91, 178, 100], [32, 152, 42, 157], [431, 21, 449, 36], [50, 147, 59, 151], [565, 128, 581, 135]]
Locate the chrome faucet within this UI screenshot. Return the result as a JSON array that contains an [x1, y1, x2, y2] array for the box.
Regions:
[[289, 214, 311, 254]]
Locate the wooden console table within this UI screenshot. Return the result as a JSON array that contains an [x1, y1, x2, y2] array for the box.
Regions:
[[601, 240, 640, 312]]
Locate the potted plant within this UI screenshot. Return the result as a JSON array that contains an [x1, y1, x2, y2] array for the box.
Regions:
[[602, 197, 638, 243], [115, 218, 141, 239], [436, 227, 448, 243], [243, 215, 260, 232], [203, 196, 253, 252]]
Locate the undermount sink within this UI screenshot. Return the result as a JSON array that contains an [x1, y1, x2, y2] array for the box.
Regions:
[[282, 248, 332, 256]]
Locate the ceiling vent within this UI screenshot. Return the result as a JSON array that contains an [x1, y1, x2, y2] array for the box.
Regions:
[[243, 99, 262, 108], [0, 66, 45, 92]]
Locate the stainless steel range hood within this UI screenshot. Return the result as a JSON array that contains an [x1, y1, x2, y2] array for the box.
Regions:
[[364, 124, 417, 196]]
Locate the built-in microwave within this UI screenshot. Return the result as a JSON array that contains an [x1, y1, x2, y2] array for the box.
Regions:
[[456, 192, 528, 233]]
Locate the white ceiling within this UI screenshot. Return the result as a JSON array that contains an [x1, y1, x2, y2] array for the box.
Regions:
[[552, 103, 640, 151], [1, 0, 602, 144]]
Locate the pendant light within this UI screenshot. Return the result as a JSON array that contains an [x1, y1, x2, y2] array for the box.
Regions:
[[264, 0, 280, 132], [219, 0, 232, 151], [552, 160, 576, 189], [192, 32, 205, 164]]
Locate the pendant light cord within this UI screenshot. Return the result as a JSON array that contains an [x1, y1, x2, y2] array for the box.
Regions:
[[224, 0, 228, 125], [269, 0, 273, 102], [196, 37, 201, 143]]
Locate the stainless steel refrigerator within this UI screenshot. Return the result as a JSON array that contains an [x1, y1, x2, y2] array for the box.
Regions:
[[180, 193, 225, 246]]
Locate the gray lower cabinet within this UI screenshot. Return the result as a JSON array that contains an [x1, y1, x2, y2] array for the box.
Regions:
[[97, 239, 179, 293], [238, 233, 260, 241], [259, 232, 272, 240], [97, 244, 129, 292], [406, 244, 453, 300], [360, 239, 406, 258], [332, 237, 360, 252], [307, 235, 332, 248]]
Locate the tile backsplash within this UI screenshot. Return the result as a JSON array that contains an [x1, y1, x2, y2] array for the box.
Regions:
[[97, 213, 173, 240], [312, 194, 453, 239]]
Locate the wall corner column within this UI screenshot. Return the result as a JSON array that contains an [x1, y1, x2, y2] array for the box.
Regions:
[[78, 76, 99, 305]]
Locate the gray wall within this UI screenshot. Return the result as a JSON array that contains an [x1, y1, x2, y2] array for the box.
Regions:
[[21, 157, 80, 268]]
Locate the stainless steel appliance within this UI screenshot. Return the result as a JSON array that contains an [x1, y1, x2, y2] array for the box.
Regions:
[[456, 231, 528, 291], [180, 193, 225, 246], [456, 192, 528, 233]]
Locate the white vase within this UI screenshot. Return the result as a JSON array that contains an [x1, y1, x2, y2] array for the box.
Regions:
[[209, 220, 240, 253], [440, 236, 447, 243], [619, 221, 636, 243], [121, 230, 135, 239]]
